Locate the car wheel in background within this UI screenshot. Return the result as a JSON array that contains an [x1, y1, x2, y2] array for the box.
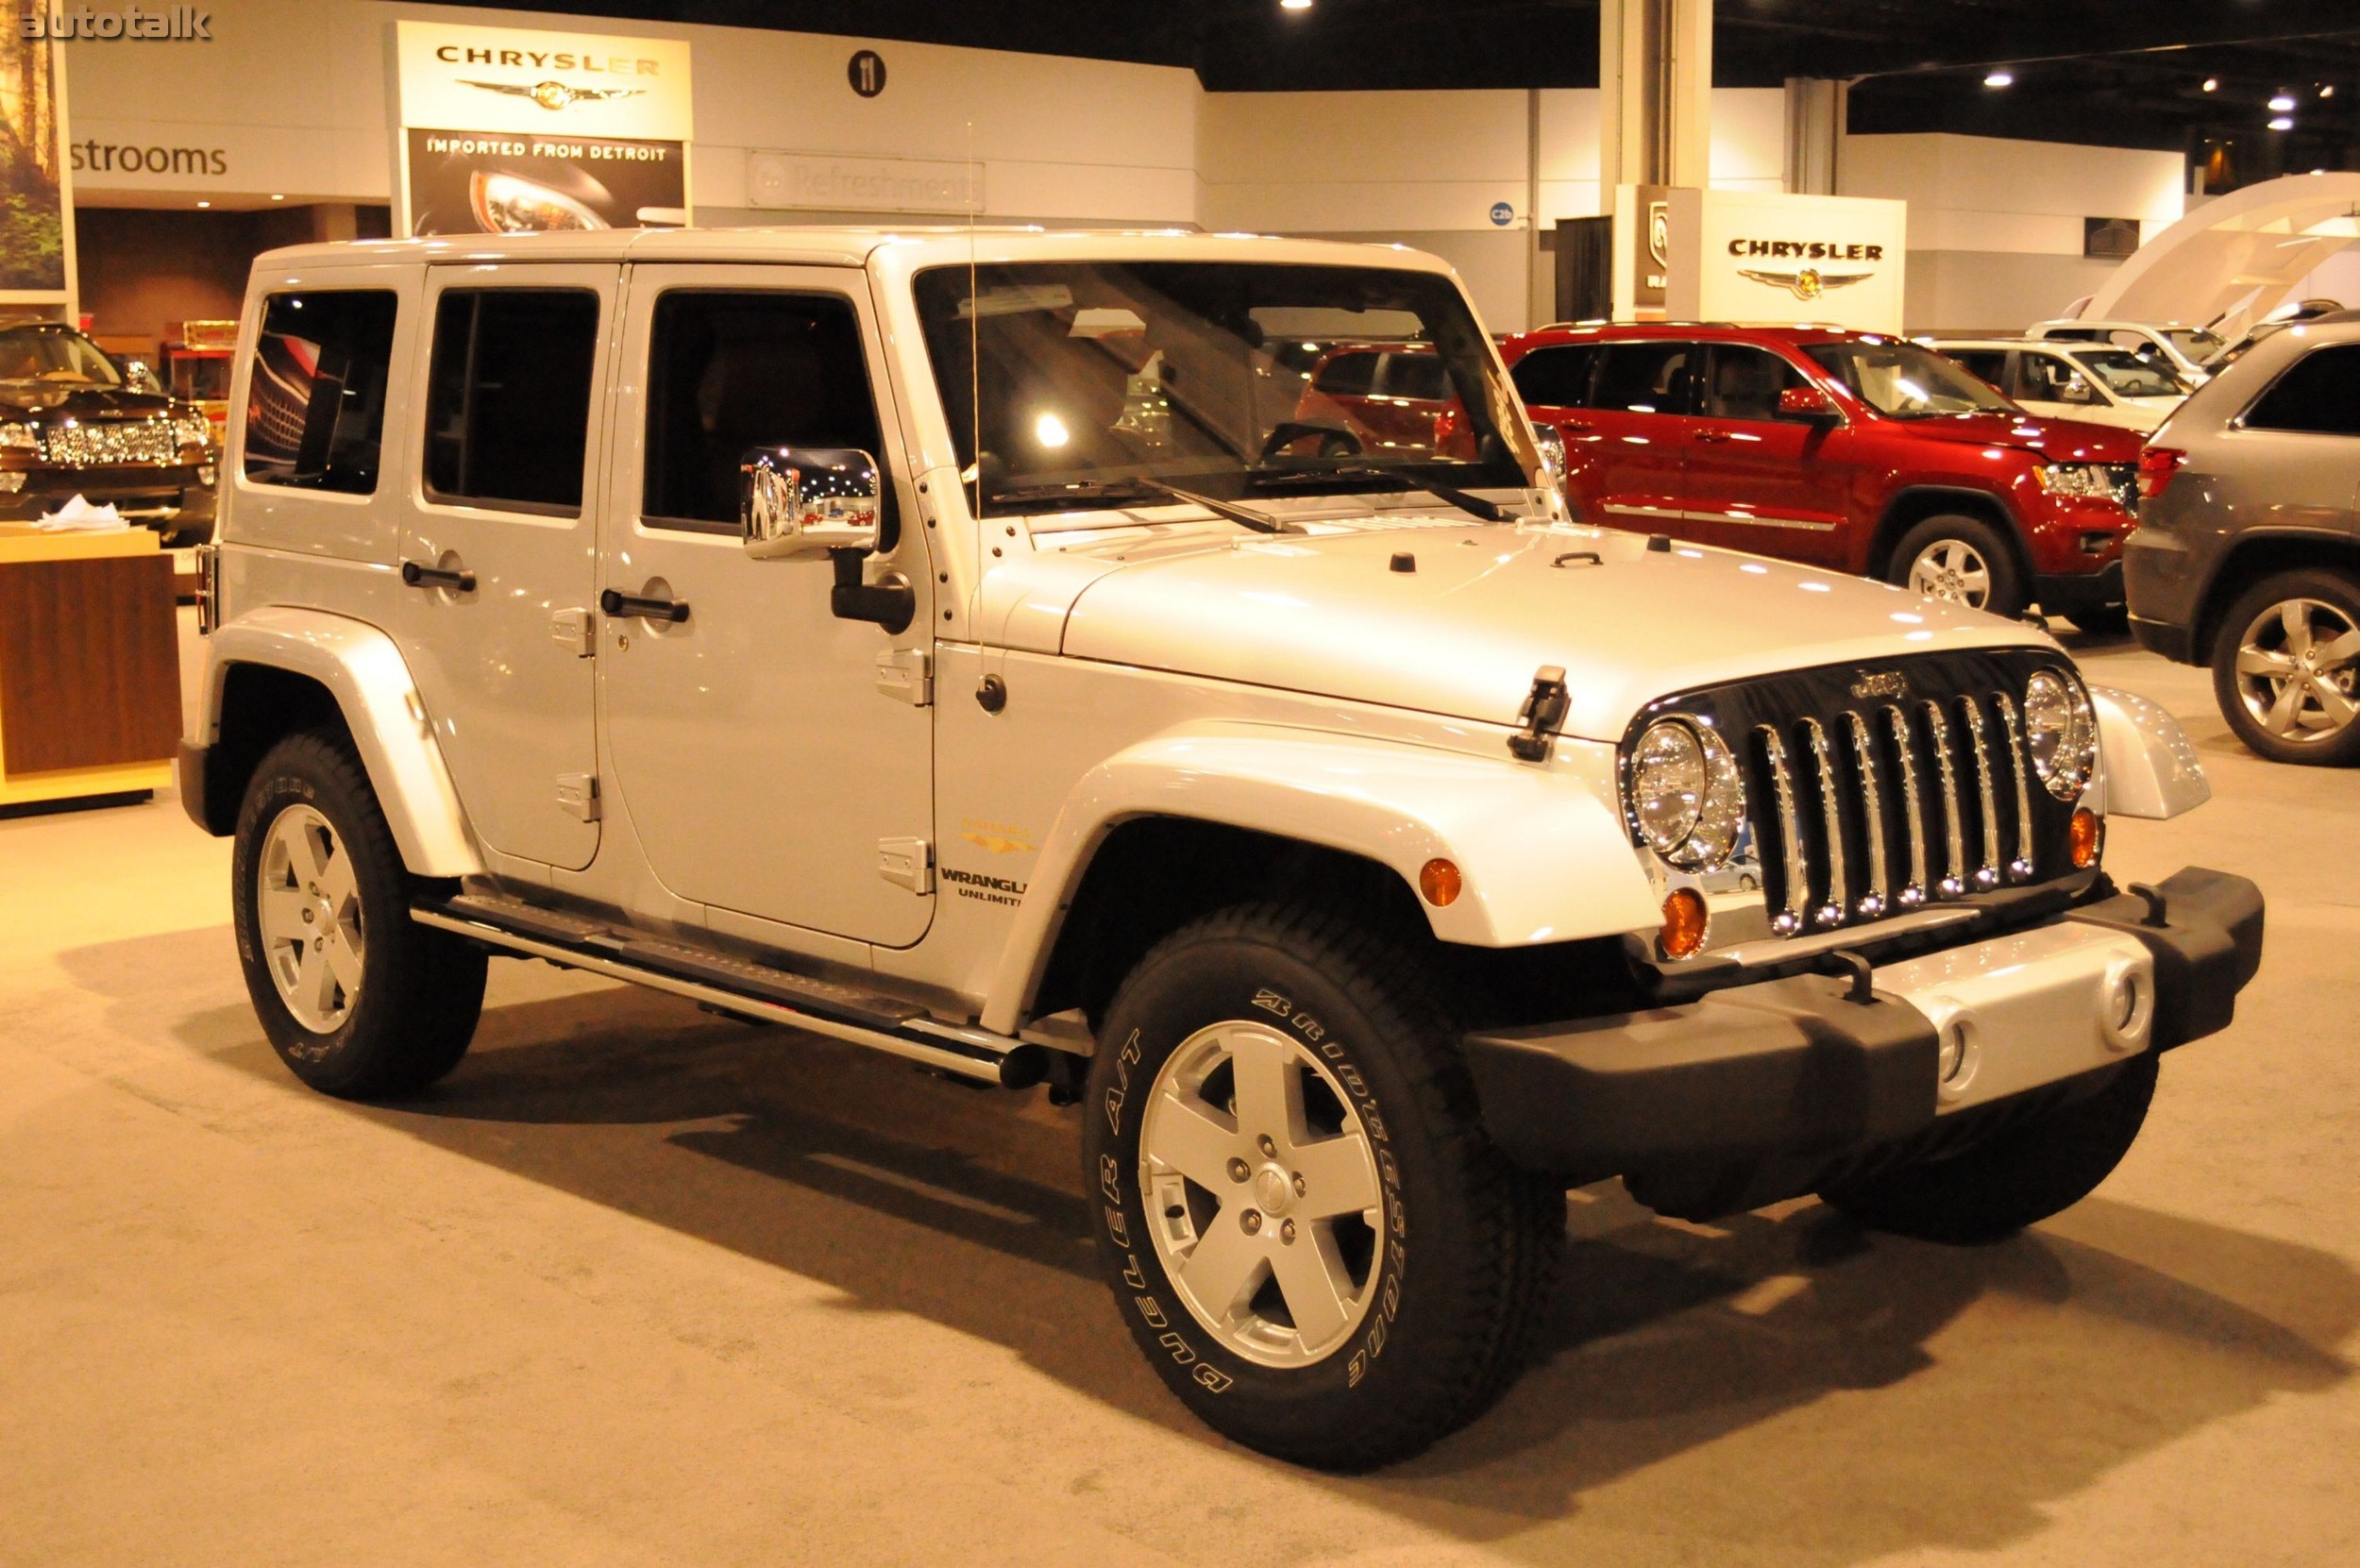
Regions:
[[2211, 567, 2360, 766], [1889, 514, 2028, 619]]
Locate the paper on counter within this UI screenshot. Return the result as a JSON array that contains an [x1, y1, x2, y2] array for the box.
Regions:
[[31, 494, 128, 531]]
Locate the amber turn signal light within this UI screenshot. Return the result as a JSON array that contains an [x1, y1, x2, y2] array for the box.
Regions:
[[1419, 858, 1462, 906], [2069, 808, 2102, 868], [1659, 887, 1708, 959]]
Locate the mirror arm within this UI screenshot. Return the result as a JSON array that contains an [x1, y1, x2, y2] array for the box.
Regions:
[[829, 547, 915, 634]]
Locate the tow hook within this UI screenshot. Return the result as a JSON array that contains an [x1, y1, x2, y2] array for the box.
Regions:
[[1509, 666, 1571, 762]]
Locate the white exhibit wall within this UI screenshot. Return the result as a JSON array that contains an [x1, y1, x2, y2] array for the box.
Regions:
[[1839, 132, 2185, 330], [60, 0, 1203, 225]]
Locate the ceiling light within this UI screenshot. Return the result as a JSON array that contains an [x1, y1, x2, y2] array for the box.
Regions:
[[2322, 85, 2336, 98], [2269, 94, 2296, 111], [1983, 70, 2014, 88], [270, 194, 284, 202], [1279, 0, 1311, 9], [194, 199, 210, 208], [2269, 115, 2295, 130], [2201, 77, 2217, 93]]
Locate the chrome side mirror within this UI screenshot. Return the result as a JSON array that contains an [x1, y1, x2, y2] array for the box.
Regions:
[[122, 358, 162, 396], [1531, 423, 1568, 490], [741, 447, 882, 559]]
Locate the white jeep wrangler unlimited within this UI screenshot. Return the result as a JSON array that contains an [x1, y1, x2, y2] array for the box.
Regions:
[[182, 228, 2262, 1469]]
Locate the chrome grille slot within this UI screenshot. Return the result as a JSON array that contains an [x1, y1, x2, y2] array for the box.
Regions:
[[1721, 667, 2065, 942], [40, 419, 180, 468]]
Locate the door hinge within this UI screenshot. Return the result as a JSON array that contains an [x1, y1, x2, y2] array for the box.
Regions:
[[876, 647, 932, 706], [877, 835, 933, 893], [556, 772, 600, 822], [549, 607, 595, 657]]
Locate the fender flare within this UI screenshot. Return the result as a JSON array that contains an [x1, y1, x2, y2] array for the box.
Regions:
[[978, 721, 1662, 1035], [196, 607, 481, 877]]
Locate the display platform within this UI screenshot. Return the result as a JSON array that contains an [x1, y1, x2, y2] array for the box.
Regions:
[[0, 523, 178, 812]]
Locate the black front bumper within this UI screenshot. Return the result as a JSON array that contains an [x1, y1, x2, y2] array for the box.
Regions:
[[2033, 559, 2125, 615], [1462, 868, 2262, 1184]]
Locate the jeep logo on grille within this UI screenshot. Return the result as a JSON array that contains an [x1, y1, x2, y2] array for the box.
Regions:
[[1850, 670, 1909, 700]]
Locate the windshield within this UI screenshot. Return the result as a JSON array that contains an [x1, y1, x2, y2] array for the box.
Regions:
[[913, 261, 1536, 515], [2071, 347, 2189, 398], [0, 324, 122, 387], [1806, 340, 2016, 418], [2161, 328, 2224, 357]]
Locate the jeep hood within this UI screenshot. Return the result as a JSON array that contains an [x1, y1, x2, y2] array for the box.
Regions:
[[1053, 525, 2054, 741], [1879, 410, 2143, 463]]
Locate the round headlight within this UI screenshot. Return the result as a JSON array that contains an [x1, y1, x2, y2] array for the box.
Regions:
[[1629, 717, 1746, 869], [2023, 669, 2098, 800]]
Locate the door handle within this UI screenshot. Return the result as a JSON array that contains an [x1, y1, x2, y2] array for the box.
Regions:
[[1693, 430, 1734, 445], [599, 587, 691, 624], [400, 560, 476, 592], [1557, 420, 1596, 434]]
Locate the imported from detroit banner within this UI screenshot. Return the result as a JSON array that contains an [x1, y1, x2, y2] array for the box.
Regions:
[[405, 128, 684, 235]]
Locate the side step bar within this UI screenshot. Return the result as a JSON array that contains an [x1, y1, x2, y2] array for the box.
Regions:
[[412, 892, 1049, 1089]]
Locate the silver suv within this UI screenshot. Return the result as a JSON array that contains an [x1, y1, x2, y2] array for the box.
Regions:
[[2127, 320, 2360, 764], [182, 228, 2260, 1468]]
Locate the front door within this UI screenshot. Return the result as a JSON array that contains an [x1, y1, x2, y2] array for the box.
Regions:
[[396, 263, 614, 871], [1677, 344, 1852, 566], [598, 265, 936, 948]]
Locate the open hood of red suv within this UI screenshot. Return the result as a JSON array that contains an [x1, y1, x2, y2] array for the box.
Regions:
[[1880, 411, 2143, 463]]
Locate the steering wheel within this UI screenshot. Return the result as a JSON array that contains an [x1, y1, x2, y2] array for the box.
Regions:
[[1257, 420, 1363, 464]]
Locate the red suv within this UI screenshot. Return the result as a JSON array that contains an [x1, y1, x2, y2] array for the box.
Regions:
[[1498, 324, 2142, 628]]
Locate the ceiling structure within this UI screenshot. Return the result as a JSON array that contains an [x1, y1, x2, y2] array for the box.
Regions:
[[455, 0, 2360, 177]]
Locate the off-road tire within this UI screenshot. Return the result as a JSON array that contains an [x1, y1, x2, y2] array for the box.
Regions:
[[1888, 514, 2029, 620], [1818, 1054, 2157, 1244], [1084, 903, 1563, 1470], [231, 731, 487, 1099], [2209, 567, 2360, 767]]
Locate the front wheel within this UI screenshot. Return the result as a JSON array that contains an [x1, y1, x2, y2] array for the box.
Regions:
[[232, 731, 487, 1099], [1084, 904, 1562, 1470], [1889, 514, 2028, 620], [1818, 1054, 2156, 1244], [2210, 567, 2360, 766]]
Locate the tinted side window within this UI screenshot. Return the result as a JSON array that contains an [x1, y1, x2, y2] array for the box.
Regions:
[[1592, 343, 1695, 414], [243, 291, 398, 495], [1509, 345, 1596, 407], [1380, 351, 1450, 401], [1311, 351, 1380, 396], [1701, 346, 1803, 421], [423, 290, 599, 514], [643, 291, 884, 531], [2243, 345, 2360, 436], [1945, 350, 2008, 389]]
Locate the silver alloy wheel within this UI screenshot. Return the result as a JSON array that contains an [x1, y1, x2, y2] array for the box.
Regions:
[[256, 802, 365, 1033], [1138, 1019, 1384, 1368], [2234, 598, 2360, 745], [1908, 538, 1993, 608]]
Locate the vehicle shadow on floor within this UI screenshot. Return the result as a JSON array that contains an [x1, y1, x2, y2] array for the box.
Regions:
[[94, 936, 2360, 1567]]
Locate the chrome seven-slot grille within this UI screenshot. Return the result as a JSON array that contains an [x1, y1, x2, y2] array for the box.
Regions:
[[40, 419, 182, 468], [1658, 651, 2079, 939]]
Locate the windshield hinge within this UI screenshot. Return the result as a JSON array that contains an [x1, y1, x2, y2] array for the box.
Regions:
[[1508, 666, 1570, 763]]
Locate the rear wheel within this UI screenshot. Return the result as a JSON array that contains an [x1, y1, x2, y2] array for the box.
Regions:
[[1819, 1055, 2156, 1244], [1084, 903, 1562, 1470], [232, 731, 486, 1098], [1889, 514, 2028, 620], [2210, 567, 2360, 766]]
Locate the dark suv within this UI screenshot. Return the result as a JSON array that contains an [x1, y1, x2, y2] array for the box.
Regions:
[[1500, 323, 2143, 628], [0, 321, 219, 545]]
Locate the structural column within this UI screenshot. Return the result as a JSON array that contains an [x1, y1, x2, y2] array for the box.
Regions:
[[1597, 0, 1712, 191]]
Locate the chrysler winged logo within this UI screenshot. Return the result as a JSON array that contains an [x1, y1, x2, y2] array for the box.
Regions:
[[460, 78, 643, 111], [1738, 264, 1873, 301], [1850, 670, 1910, 701]]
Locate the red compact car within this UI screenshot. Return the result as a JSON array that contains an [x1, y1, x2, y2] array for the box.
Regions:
[[1498, 323, 2143, 628], [1293, 342, 1472, 460]]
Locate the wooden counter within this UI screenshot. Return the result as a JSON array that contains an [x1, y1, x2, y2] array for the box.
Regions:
[[0, 523, 179, 811]]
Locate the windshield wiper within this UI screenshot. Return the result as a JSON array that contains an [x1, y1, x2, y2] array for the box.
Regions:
[[988, 478, 1298, 533], [1251, 464, 1516, 523]]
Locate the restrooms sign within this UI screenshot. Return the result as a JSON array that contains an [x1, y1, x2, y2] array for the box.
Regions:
[[393, 20, 693, 237]]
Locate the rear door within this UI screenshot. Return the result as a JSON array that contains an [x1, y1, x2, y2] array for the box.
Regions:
[[395, 263, 613, 873], [1577, 340, 1698, 534], [1678, 343, 1851, 565]]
